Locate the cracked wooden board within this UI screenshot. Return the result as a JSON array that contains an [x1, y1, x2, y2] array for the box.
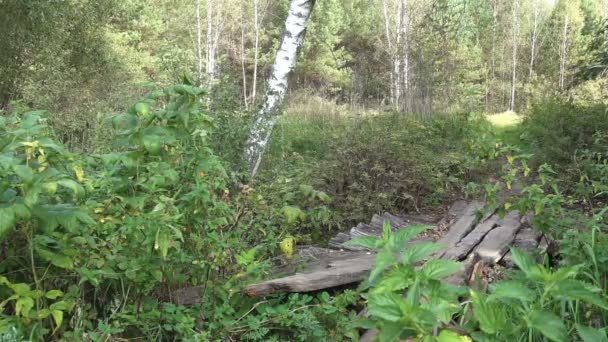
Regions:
[[243, 253, 376, 297], [473, 211, 522, 263], [436, 201, 484, 249]]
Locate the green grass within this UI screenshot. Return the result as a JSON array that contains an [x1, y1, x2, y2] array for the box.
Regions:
[[485, 111, 528, 150], [485, 111, 522, 127]]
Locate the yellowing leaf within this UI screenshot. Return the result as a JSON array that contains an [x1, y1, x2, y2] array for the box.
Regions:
[[280, 237, 295, 259], [72, 165, 85, 182], [505, 202, 512, 210], [507, 155, 515, 165]]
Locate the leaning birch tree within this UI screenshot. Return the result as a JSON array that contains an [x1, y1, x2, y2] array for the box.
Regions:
[[510, 0, 519, 111], [244, 0, 316, 179]]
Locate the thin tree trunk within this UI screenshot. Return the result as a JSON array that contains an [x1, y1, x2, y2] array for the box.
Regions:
[[252, 0, 261, 103], [382, 0, 394, 104], [196, 0, 203, 84], [400, 0, 410, 113], [244, 0, 316, 179], [239, 0, 248, 109], [529, 0, 540, 81], [510, 0, 519, 111], [559, 15, 569, 90]]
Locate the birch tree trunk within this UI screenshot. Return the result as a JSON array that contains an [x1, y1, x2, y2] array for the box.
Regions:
[[252, 0, 261, 103], [510, 0, 519, 111], [559, 15, 570, 90], [529, 0, 540, 81], [239, 0, 248, 109], [196, 0, 203, 84], [400, 0, 410, 113], [244, 0, 316, 179], [205, 0, 223, 84]]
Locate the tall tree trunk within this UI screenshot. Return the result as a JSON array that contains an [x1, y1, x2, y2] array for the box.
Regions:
[[252, 0, 261, 103], [510, 0, 519, 111], [382, 0, 395, 105], [559, 15, 570, 90], [196, 0, 203, 84], [244, 0, 316, 179], [400, 0, 410, 113], [529, 0, 540, 81], [239, 0, 248, 109], [206, 0, 223, 84]]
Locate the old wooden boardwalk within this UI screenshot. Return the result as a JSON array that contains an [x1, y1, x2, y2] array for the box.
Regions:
[[172, 200, 545, 305]]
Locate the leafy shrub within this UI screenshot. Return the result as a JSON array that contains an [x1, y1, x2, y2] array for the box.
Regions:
[[523, 102, 608, 166]]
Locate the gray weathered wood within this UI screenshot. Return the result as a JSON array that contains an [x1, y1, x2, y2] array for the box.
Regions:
[[436, 201, 484, 249], [381, 212, 407, 228], [441, 215, 499, 261], [501, 227, 542, 266], [328, 232, 351, 249], [350, 223, 381, 239], [244, 254, 376, 297], [474, 211, 522, 263]]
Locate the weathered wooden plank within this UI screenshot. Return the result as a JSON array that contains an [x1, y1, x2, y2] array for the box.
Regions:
[[381, 212, 407, 228], [500, 227, 542, 266], [473, 211, 522, 263], [328, 232, 351, 249], [441, 215, 500, 261], [171, 285, 204, 306], [244, 254, 376, 297], [369, 214, 385, 230], [350, 223, 381, 239], [436, 201, 484, 249]]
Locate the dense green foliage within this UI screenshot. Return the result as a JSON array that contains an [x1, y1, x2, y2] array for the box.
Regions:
[[2, 0, 608, 341]]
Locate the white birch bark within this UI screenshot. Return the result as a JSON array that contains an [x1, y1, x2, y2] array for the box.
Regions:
[[400, 0, 410, 112], [559, 15, 570, 90], [244, 0, 316, 178], [510, 0, 519, 111], [252, 0, 261, 102], [382, 0, 395, 104], [529, 0, 540, 81], [196, 0, 203, 84], [205, 0, 224, 83], [239, 0, 248, 109]]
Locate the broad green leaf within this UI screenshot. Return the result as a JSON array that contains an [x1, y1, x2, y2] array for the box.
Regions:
[[488, 280, 536, 303], [470, 290, 506, 334], [389, 225, 433, 252], [281, 206, 305, 224], [367, 292, 404, 322], [10, 283, 31, 296], [510, 247, 539, 276], [15, 297, 34, 317], [35, 247, 74, 269], [526, 310, 568, 342], [552, 279, 608, 310], [401, 242, 444, 265], [369, 249, 396, 283], [421, 260, 462, 280], [0, 206, 16, 243], [135, 102, 150, 117], [45, 290, 64, 299], [378, 321, 404, 342], [346, 236, 380, 249], [51, 310, 63, 331], [13, 165, 34, 183], [374, 265, 414, 292], [141, 134, 163, 155], [576, 324, 608, 342], [57, 179, 85, 198], [437, 330, 472, 342]]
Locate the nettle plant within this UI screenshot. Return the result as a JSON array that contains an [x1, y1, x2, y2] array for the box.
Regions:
[[348, 223, 470, 342]]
